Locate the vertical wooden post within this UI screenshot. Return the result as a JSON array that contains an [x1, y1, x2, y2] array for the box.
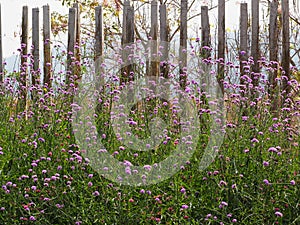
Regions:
[[251, 0, 260, 90], [159, 3, 169, 78], [269, 0, 279, 110], [43, 5, 51, 88], [121, 1, 129, 84], [201, 5, 211, 94], [20, 6, 28, 109], [218, 0, 225, 94], [95, 5, 104, 114], [121, 1, 129, 46], [122, 1, 134, 45], [21, 6, 28, 77], [281, 0, 290, 98], [73, 3, 80, 47], [73, 3, 81, 79], [67, 7, 77, 85], [32, 8, 40, 86], [201, 6, 210, 58], [150, 0, 158, 77], [121, 1, 134, 84], [239, 3, 248, 89], [95, 5, 104, 89], [127, 6, 134, 46], [0, 3, 3, 81], [269, 0, 279, 83], [179, 0, 188, 89]]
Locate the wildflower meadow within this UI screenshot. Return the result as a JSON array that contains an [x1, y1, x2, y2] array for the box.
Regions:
[[0, 1, 299, 225]]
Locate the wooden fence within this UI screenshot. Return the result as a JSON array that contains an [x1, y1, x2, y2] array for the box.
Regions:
[[0, 0, 292, 98]]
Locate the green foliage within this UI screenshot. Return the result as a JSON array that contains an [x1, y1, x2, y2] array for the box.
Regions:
[[0, 63, 299, 224]]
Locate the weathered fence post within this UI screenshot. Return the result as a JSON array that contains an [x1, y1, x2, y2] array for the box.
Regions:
[[281, 0, 290, 99], [32, 8, 40, 87], [218, 0, 225, 94], [159, 3, 169, 78], [21, 6, 28, 76], [201, 6, 210, 58], [150, 0, 158, 77], [179, 0, 188, 89], [0, 3, 3, 81], [20, 6, 28, 109], [95, 5, 104, 90], [121, 1, 134, 84], [73, 3, 81, 79], [121, 0, 130, 85], [251, 0, 260, 92], [73, 3, 80, 47], [95, 5, 104, 114], [67, 7, 77, 85], [43, 5, 51, 88], [121, 1, 129, 47], [239, 2, 248, 92], [269, 0, 279, 110], [201, 6, 211, 93]]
